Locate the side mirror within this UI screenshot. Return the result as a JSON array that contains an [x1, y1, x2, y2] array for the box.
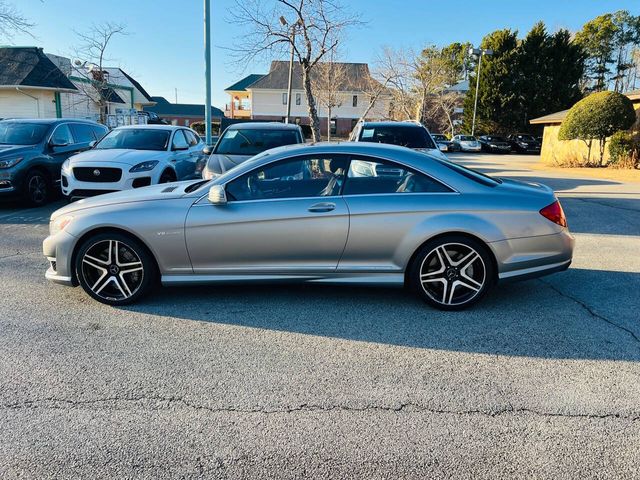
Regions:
[[438, 144, 448, 152], [50, 140, 69, 148], [208, 184, 227, 205], [172, 145, 189, 151], [203, 145, 214, 155]]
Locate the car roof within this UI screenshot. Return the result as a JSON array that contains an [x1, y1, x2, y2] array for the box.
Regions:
[[360, 121, 425, 128], [226, 122, 301, 131], [113, 124, 186, 131], [0, 118, 100, 125]]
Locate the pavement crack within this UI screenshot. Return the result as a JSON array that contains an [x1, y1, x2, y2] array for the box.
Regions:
[[2, 396, 638, 422], [538, 278, 640, 345], [0, 251, 21, 260]]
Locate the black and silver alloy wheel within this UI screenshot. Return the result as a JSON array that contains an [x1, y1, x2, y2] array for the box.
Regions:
[[75, 233, 156, 305], [24, 170, 49, 206], [411, 236, 494, 310]]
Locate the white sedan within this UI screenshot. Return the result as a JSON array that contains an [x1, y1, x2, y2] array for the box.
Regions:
[[61, 125, 207, 200]]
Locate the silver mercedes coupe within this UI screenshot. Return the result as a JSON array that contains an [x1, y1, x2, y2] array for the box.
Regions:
[[43, 142, 574, 310]]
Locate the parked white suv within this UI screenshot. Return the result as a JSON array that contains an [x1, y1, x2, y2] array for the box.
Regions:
[[61, 125, 206, 200]]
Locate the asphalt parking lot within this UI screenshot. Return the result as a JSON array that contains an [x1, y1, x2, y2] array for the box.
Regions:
[[1, 153, 639, 479]]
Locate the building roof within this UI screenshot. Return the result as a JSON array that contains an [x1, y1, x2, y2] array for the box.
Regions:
[[119, 69, 155, 103], [0, 46, 77, 91], [145, 96, 224, 118], [224, 74, 266, 92], [100, 86, 126, 104], [529, 109, 570, 125], [444, 79, 469, 93], [226, 122, 302, 131], [530, 89, 640, 125], [247, 61, 381, 91]]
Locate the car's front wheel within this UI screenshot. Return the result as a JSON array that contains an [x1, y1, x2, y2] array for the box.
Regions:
[[75, 232, 156, 305], [23, 170, 50, 207], [409, 236, 494, 310]]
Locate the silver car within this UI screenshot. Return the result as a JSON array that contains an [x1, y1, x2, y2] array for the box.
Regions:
[[202, 122, 304, 180], [43, 142, 574, 310]]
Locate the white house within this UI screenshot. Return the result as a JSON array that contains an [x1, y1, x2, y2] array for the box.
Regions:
[[225, 61, 390, 136], [0, 46, 155, 122], [0, 47, 78, 119]]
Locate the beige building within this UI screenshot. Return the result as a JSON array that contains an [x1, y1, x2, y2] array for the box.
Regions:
[[530, 89, 640, 165], [224, 61, 390, 137]]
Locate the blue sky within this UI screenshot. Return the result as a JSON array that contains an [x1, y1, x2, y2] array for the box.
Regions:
[[9, 0, 640, 109]]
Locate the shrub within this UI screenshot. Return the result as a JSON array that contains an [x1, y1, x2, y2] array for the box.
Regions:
[[558, 91, 637, 166], [609, 131, 640, 169], [190, 121, 220, 135]]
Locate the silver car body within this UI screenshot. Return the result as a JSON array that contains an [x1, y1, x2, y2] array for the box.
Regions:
[[202, 122, 304, 180], [452, 135, 482, 152], [44, 142, 573, 289], [62, 125, 205, 199]]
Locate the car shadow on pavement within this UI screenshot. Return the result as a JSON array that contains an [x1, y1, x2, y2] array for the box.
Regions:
[[122, 267, 640, 362]]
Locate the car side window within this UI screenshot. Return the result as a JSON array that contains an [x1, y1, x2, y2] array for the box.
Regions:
[[70, 123, 96, 143], [183, 129, 199, 147], [50, 124, 74, 146], [343, 157, 452, 195], [226, 155, 349, 202], [172, 130, 189, 149], [92, 125, 108, 141]]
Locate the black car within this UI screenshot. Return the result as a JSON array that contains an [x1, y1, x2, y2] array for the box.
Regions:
[[507, 133, 541, 154], [478, 135, 512, 154], [0, 119, 108, 206]]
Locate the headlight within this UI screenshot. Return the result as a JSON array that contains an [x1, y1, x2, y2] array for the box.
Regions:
[[61, 159, 71, 173], [490, 144, 497, 148], [49, 215, 74, 235], [129, 160, 159, 172], [0, 157, 23, 169]]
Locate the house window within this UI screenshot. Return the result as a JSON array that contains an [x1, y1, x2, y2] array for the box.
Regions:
[[330, 118, 337, 135], [296, 93, 301, 105], [352, 95, 358, 107], [295, 117, 301, 125], [282, 93, 288, 105], [351, 119, 358, 130]]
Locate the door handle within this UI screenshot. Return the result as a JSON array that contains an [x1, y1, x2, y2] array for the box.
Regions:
[[308, 202, 335, 213]]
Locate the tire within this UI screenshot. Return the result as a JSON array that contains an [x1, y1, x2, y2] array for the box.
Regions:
[[408, 235, 495, 311], [74, 232, 157, 306], [159, 169, 176, 184], [22, 170, 50, 207]]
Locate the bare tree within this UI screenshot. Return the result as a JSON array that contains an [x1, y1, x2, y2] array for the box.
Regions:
[[374, 47, 417, 121], [312, 53, 347, 140], [232, 0, 359, 142], [73, 22, 127, 123], [0, 0, 33, 41]]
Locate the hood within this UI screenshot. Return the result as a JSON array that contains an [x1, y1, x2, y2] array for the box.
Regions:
[[51, 180, 197, 219], [205, 153, 252, 175], [0, 145, 39, 157], [415, 147, 448, 161], [69, 149, 165, 166]]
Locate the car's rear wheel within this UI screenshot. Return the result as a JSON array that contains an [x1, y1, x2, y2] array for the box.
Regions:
[[409, 236, 494, 310], [75, 232, 156, 305], [23, 170, 50, 207]]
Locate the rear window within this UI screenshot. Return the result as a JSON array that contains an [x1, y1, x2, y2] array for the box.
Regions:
[[460, 136, 476, 141], [215, 128, 301, 156], [434, 159, 502, 187], [359, 125, 436, 149]]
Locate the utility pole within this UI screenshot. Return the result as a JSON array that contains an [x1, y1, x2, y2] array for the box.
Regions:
[[469, 47, 492, 137], [175, 88, 178, 104], [204, 0, 212, 145], [280, 16, 298, 124]]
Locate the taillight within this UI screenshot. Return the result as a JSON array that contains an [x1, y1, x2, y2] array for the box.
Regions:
[[540, 200, 567, 227]]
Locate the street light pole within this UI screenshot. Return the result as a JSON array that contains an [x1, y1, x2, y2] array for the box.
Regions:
[[469, 47, 492, 137], [280, 16, 297, 124], [204, 0, 212, 145]]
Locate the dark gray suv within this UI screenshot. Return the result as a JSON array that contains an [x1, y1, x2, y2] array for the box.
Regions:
[[0, 119, 108, 206]]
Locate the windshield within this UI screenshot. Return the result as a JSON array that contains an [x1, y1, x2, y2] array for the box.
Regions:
[[359, 126, 436, 149], [516, 134, 536, 141], [0, 122, 49, 145], [485, 136, 507, 142], [96, 129, 170, 151], [214, 128, 300, 156], [460, 136, 476, 141], [432, 134, 447, 141]]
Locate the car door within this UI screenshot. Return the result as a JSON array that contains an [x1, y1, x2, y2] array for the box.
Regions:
[[185, 154, 350, 273], [337, 155, 457, 272], [183, 129, 205, 178], [46, 123, 80, 180], [169, 129, 192, 179]]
